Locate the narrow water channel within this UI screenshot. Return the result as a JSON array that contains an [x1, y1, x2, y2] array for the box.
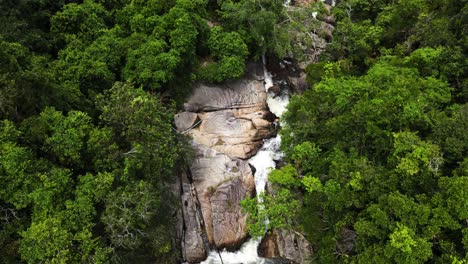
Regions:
[[201, 59, 290, 264]]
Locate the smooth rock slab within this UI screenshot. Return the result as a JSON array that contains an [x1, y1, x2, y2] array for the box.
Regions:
[[189, 143, 255, 249], [211, 176, 254, 249], [184, 79, 266, 112], [174, 112, 199, 132], [188, 108, 273, 159]]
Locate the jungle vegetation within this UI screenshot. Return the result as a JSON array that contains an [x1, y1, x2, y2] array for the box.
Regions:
[[0, 0, 467, 263], [243, 0, 468, 263]]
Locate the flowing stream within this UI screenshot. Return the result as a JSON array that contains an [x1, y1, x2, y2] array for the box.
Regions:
[[200, 59, 290, 264]]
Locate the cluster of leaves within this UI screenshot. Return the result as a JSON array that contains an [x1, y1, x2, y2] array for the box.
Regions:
[[276, 1, 333, 60], [243, 0, 468, 263], [197, 26, 248, 82], [323, 0, 467, 100], [241, 164, 301, 237], [218, 0, 285, 57]]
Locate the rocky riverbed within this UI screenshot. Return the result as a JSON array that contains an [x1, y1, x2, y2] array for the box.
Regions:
[[174, 61, 313, 263], [174, 64, 270, 263]]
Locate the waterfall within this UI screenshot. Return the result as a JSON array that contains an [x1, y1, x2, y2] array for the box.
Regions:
[[200, 58, 290, 264]]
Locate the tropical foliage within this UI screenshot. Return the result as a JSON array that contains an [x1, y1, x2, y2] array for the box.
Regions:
[[243, 0, 468, 263]]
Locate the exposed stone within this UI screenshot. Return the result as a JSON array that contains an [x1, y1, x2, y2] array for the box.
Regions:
[[294, 0, 316, 7], [178, 26, 332, 257], [259, 231, 280, 257], [184, 79, 266, 112], [324, 15, 336, 24], [174, 112, 199, 132], [288, 72, 308, 94], [189, 143, 255, 248], [276, 229, 313, 263], [211, 176, 254, 249], [246, 62, 266, 81], [180, 143, 256, 262], [268, 83, 281, 96], [323, 0, 337, 8], [178, 72, 276, 262], [172, 170, 185, 263], [322, 23, 334, 41], [259, 229, 313, 264], [180, 172, 207, 263], [283, 1, 335, 68], [188, 108, 273, 159]]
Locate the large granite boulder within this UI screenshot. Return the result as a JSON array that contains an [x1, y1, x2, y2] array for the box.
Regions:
[[211, 176, 254, 249], [175, 77, 275, 159], [177, 66, 272, 263], [184, 79, 267, 112], [188, 108, 273, 159], [190, 144, 255, 247], [174, 112, 199, 132]]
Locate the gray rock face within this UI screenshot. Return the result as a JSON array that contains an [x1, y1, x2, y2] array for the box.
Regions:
[[288, 72, 308, 95], [259, 229, 313, 264], [190, 144, 255, 247], [184, 79, 267, 112], [180, 175, 208, 263], [337, 228, 357, 255], [176, 76, 274, 159], [174, 112, 199, 132], [180, 143, 255, 262]]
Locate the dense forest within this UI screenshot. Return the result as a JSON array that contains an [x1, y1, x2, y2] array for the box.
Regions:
[[0, 0, 466, 263], [0, 0, 290, 263], [242, 0, 468, 263]]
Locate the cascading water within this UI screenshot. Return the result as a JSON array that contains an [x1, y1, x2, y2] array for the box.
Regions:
[[200, 58, 290, 264]]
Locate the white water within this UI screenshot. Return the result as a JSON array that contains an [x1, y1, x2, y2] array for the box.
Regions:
[[267, 90, 289, 119], [201, 59, 290, 264]]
